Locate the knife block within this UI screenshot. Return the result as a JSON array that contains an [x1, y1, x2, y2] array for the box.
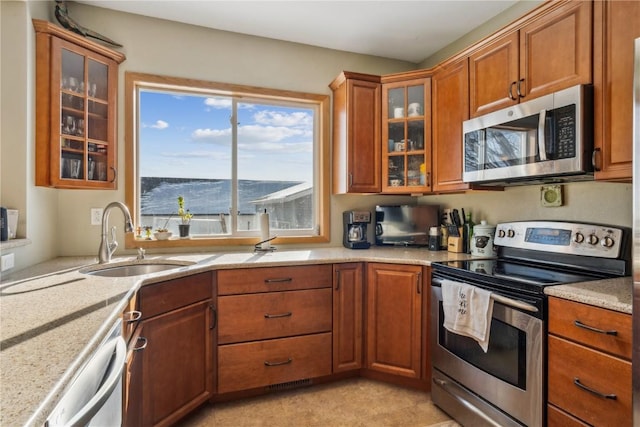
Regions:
[[447, 235, 464, 253]]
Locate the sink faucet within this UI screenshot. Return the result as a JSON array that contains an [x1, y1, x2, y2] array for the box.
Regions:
[[98, 201, 134, 264]]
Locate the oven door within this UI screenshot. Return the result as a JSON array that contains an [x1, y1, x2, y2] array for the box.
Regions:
[[430, 281, 543, 427]]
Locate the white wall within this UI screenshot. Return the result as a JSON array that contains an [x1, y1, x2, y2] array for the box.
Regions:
[[1, 1, 58, 272]]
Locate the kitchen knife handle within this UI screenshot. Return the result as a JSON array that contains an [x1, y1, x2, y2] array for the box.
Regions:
[[573, 377, 617, 399], [574, 319, 617, 336]]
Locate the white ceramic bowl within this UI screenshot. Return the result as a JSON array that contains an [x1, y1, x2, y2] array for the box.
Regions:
[[154, 231, 172, 240]]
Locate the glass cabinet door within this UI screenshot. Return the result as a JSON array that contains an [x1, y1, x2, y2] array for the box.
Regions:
[[59, 47, 111, 183], [382, 79, 430, 192], [34, 19, 124, 189]]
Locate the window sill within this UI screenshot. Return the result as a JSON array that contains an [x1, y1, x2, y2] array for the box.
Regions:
[[125, 234, 329, 249]]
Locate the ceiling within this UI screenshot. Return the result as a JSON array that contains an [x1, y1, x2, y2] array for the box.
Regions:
[[74, 1, 520, 63]]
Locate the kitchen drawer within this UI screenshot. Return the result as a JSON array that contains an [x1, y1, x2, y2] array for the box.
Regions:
[[218, 288, 332, 344], [548, 296, 631, 359], [547, 404, 589, 427], [218, 332, 332, 394], [217, 265, 332, 295], [548, 335, 631, 427], [139, 272, 214, 319]]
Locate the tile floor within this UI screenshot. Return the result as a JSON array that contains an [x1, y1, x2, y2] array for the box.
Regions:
[[179, 378, 459, 427]]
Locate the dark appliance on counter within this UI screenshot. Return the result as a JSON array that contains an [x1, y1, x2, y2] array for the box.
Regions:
[[375, 204, 439, 247], [463, 84, 593, 186], [431, 220, 630, 427], [343, 211, 371, 249]]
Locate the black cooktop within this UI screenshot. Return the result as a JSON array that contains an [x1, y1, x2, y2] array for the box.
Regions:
[[431, 258, 613, 296]]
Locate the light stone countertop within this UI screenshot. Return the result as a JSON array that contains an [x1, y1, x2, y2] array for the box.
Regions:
[[0, 247, 471, 427], [544, 276, 632, 314], [0, 246, 631, 426]]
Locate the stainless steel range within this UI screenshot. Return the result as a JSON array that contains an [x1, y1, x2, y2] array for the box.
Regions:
[[430, 220, 631, 427]]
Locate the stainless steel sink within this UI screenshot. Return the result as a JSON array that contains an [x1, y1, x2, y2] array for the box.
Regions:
[[80, 261, 193, 277]]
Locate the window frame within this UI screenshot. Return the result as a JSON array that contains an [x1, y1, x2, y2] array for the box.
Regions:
[[124, 72, 330, 249]]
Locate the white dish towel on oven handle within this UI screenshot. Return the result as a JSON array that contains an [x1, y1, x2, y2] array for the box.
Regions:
[[441, 279, 494, 352]]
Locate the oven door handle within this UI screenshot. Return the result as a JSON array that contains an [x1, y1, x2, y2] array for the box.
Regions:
[[432, 277, 538, 313], [490, 293, 539, 313]]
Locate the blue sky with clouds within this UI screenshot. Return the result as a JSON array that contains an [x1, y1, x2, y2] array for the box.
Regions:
[[138, 90, 314, 183]]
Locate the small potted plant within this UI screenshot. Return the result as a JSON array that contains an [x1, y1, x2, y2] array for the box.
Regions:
[[177, 195, 193, 238]]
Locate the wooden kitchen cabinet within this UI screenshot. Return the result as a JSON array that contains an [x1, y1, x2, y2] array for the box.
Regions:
[[381, 75, 432, 193], [217, 265, 333, 394], [365, 263, 424, 379], [33, 20, 125, 189], [547, 296, 632, 427], [592, 0, 640, 181], [329, 72, 381, 193], [333, 263, 364, 372], [469, 1, 592, 117], [135, 272, 216, 427], [431, 59, 470, 193]]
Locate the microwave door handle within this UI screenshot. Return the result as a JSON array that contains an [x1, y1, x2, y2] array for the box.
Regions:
[[537, 109, 547, 161]]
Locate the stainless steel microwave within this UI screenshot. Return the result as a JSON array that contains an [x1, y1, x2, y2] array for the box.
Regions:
[[463, 84, 593, 185]]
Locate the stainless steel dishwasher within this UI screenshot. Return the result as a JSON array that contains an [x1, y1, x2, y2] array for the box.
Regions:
[[46, 319, 126, 426]]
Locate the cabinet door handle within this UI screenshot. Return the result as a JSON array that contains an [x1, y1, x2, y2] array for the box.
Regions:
[[335, 270, 341, 291], [416, 272, 422, 294], [574, 319, 617, 336], [123, 310, 142, 324], [210, 305, 217, 329], [425, 172, 431, 188], [109, 166, 117, 183], [573, 377, 617, 399], [264, 358, 292, 367], [516, 79, 525, 98], [264, 312, 292, 319], [592, 147, 601, 171], [349, 173, 353, 188], [265, 277, 293, 283], [134, 336, 148, 352], [508, 81, 517, 100]]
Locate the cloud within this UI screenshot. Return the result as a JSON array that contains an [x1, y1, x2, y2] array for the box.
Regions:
[[204, 97, 232, 109], [159, 150, 229, 160], [149, 120, 169, 129], [191, 128, 232, 144], [254, 110, 312, 128]]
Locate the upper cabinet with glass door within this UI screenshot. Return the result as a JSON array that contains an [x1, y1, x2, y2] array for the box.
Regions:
[[33, 19, 125, 189], [381, 75, 432, 193]]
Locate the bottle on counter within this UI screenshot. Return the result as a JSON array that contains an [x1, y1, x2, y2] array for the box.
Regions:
[[464, 212, 475, 254]]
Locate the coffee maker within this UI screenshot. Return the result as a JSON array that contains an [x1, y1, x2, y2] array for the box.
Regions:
[[343, 211, 371, 249]]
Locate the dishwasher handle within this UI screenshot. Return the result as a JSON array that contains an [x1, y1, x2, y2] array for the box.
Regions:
[[47, 335, 127, 427]]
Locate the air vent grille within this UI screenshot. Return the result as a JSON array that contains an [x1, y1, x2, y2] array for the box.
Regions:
[[266, 378, 312, 392]]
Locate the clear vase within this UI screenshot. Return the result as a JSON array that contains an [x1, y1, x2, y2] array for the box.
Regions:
[[178, 224, 190, 238]]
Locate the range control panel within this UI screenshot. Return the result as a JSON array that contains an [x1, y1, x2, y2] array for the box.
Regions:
[[493, 221, 625, 259]]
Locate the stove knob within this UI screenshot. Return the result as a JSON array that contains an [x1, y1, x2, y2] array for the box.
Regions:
[[587, 234, 599, 245], [601, 236, 615, 248], [573, 232, 584, 244], [497, 229, 506, 238], [507, 229, 515, 238]]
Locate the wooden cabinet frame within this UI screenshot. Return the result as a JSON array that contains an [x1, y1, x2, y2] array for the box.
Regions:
[[33, 19, 125, 189]]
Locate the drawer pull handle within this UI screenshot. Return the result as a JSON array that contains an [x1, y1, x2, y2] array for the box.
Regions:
[[574, 320, 618, 336], [264, 358, 292, 367], [124, 310, 142, 324], [265, 277, 293, 283], [264, 312, 292, 319], [573, 377, 617, 400], [134, 336, 148, 352]]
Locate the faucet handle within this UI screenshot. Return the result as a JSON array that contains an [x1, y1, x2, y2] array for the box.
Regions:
[[137, 247, 146, 260]]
